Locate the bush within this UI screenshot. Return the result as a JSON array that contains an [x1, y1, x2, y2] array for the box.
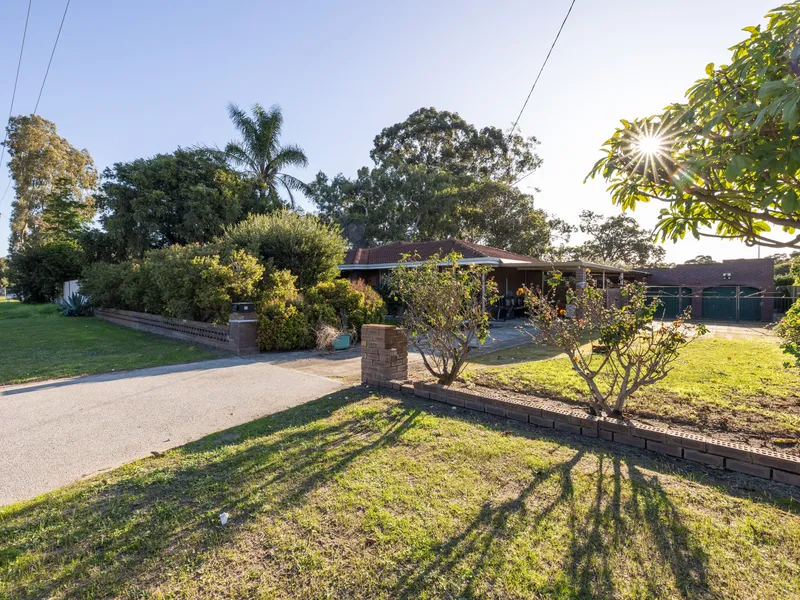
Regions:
[[776, 299, 800, 367], [390, 252, 498, 385], [524, 274, 706, 417], [305, 278, 386, 338], [223, 210, 347, 288], [775, 274, 796, 287], [80, 261, 134, 309], [257, 300, 313, 351], [8, 240, 84, 303], [58, 292, 92, 316], [80, 244, 263, 324]]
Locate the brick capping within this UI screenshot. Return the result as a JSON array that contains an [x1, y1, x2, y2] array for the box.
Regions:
[[94, 307, 258, 355]]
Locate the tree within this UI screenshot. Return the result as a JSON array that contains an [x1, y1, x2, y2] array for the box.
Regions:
[[568, 210, 667, 267], [0, 256, 8, 290], [389, 252, 499, 385], [4, 115, 97, 251], [524, 275, 706, 417], [223, 210, 347, 288], [588, 4, 800, 250], [98, 148, 256, 259], [224, 103, 308, 209], [8, 240, 84, 303], [308, 107, 562, 256], [684, 255, 716, 264]]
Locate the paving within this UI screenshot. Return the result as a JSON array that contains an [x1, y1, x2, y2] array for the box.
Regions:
[[0, 358, 342, 506]]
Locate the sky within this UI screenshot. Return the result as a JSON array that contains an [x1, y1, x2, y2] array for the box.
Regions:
[[0, 0, 782, 262]]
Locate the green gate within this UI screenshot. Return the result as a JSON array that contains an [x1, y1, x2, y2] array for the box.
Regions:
[[646, 287, 692, 319], [702, 287, 737, 321], [738, 287, 762, 321]]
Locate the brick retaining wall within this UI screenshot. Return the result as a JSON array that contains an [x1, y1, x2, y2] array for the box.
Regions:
[[95, 308, 258, 355], [360, 324, 800, 488]]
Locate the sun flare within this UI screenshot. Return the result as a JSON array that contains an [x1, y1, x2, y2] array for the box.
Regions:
[[635, 135, 664, 155]]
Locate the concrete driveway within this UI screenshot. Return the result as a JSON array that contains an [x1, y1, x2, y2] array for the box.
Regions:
[[0, 358, 341, 506]]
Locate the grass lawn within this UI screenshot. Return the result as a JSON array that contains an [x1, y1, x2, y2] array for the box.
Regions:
[[0, 303, 220, 384], [468, 337, 800, 449], [2, 389, 799, 599]]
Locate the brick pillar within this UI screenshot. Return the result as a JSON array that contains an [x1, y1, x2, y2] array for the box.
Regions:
[[229, 311, 259, 355], [361, 324, 408, 385]]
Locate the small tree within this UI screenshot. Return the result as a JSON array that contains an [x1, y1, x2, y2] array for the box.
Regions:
[[524, 274, 706, 417], [390, 252, 498, 385], [776, 300, 800, 367]]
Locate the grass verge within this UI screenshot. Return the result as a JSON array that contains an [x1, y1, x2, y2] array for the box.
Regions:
[[467, 337, 800, 449], [0, 303, 220, 384], [2, 388, 799, 599]]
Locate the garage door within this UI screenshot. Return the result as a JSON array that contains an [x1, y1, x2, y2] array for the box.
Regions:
[[646, 287, 692, 319], [702, 287, 737, 321], [738, 287, 762, 321]]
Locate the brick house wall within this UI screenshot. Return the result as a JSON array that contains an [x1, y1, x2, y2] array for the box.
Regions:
[[646, 258, 774, 321]]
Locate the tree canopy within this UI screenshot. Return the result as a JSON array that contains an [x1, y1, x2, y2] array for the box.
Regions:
[[98, 148, 258, 259], [308, 107, 566, 257], [684, 255, 716, 265], [225, 103, 308, 210], [567, 211, 667, 267], [4, 115, 97, 252], [588, 4, 800, 249]]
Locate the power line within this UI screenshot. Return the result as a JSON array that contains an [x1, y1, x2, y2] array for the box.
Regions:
[[509, 0, 577, 139], [34, 0, 71, 115], [0, 0, 33, 218]]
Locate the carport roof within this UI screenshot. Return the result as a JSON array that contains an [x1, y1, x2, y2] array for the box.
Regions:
[[340, 239, 543, 270]]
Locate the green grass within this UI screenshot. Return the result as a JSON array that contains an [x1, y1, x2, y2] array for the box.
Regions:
[[0, 303, 220, 384], [2, 389, 799, 599], [468, 337, 800, 443]]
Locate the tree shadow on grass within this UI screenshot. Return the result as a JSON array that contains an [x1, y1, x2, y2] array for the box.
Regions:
[[0, 388, 420, 599]]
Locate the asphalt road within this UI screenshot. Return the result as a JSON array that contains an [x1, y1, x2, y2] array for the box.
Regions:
[[0, 357, 342, 506]]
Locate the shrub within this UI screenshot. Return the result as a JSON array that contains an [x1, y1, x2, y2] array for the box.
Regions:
[[775, 274, 796, 287], [390, 252, 498, 385], [257, 300, 313, 351], [305, 278, 386, 338], [524, 274, 706, 417], [8, 240, 84, 303], [223, 210, 347, 288], [80, 261, 134, 309], [58, 292, 92, 316], [776, 299, 800, 367], [80, 244, 263, 324]]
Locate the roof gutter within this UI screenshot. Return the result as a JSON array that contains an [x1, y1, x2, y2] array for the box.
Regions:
[[338, 257, 502, 271]]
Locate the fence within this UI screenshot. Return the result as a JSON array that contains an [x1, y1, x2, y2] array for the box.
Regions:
[[94, 308, 259, 355], [775, 285, 800, 315]]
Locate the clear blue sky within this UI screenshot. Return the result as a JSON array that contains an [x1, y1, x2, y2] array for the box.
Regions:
[[0, 0, 780, 261]]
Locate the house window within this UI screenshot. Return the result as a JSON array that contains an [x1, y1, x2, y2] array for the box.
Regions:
[[722, 272, 732, 280]]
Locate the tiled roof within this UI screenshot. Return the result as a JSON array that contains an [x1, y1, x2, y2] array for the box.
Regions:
[[343, 239, 542, 266]]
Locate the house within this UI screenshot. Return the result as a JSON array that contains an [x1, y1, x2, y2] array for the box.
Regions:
[[339, 239, 639, 297], [340, 240, 776, 322], [646, 258, 774, 321]]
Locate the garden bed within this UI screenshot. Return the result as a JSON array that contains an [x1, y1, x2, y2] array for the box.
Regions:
[[465, 337, 800, 456]]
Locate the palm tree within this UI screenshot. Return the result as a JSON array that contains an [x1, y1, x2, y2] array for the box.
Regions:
[[225, 103, 309, 209]]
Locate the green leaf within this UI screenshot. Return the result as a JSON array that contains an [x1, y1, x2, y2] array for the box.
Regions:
[[758, 80, 786, 100], [725, 156, 749, 182], [705, 63, 715, 76], [781, 189, 799, 213], [743, 25, 759, 35]]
